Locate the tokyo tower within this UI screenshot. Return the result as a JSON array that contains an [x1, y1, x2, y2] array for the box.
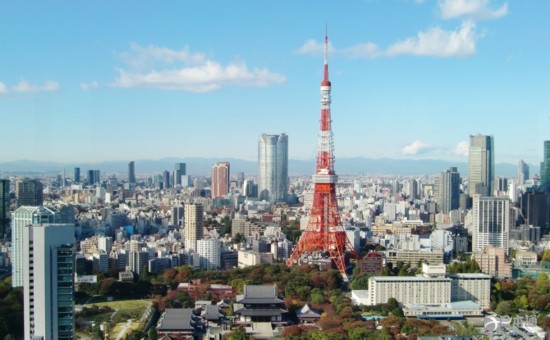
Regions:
[[286, 32, 359, 280]]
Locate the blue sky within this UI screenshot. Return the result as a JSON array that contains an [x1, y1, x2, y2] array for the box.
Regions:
[[1, 0, 549, 166]]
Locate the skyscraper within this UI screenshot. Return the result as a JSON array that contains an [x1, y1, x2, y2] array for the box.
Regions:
[[128, 161, 136, 185], [23, 223, 75, 340], [15, 178, 43, 207], [438, 167, 461, 214], [184, 203, 203, 251], [11, 205, 59, 287], [472, 195, 510, 255], [0, 179, 10, 239], [517, 160, 529, 185], [73, 167, 80, 184], [211, 162, 230, 198], [540, 141, 550, 191], [87, 170, 100, 186], [163, 170, 171, 189], [174, 163, 187, 187], [468, 134, 494, 197], [258, 133, 288, 203]]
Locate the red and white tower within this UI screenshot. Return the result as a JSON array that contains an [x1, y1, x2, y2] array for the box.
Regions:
[[286, 33, 359, 280]]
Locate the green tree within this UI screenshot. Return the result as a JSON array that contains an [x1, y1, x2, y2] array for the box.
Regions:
[[349, 274, 370, 290]]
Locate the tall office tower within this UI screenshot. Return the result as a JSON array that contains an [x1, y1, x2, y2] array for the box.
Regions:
[[517, 160, 529, 185], [494, 177, 508, 195], [258, 133, 288, 203], [74, 167, 80, 183], [468, 134, 494, 197], [23, 223, 75, 340], [12, 206, 59, 287], [15, 178, 43, 207], [521, 191, 550, 235], [174, 163, 187, 187], [438, 167, 461, 214], [184, 203, 203, 251], [472, 195, 511, 255], [0, 179, 9, 239], [163, 170, 171, 189], [287, 33, 358, 279], [540, 141, 550, 191], [211, 162, 230, 198], [128, 161, 136, 185], [171, 205, 184, 227], [87, 170, 100, 186], [243, 179, 258, 198]]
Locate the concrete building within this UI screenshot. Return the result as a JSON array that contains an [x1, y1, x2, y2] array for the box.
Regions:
[[365, 276, 452, 306], [197, 238, 221, 270], [129, 250, 149, 275], [471, 246, 511, 279], [184, 203, 203, 251], [448, 273, 492, 309], [171, 205, 184, 227], [258, 133, 288, 203], [232, 217, 263, 238], [23, 223, 75, 340], [211, 162, 230, 199], [11, 206, 59, 287], [385, 250, 444, 268], [472, 195, 510, 254], [16, 178, 43, 207], [468, 134, 494, 197], [358, 251, 384, 275]]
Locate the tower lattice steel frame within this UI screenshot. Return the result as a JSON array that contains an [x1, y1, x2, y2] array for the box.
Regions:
[[286, 33, 359, 279]]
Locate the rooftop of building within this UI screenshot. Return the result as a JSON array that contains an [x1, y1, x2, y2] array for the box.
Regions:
[[157, 308, 196, 331]]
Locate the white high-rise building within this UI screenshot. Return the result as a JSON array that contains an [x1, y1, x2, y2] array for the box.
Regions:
[[197, 238, 221, 270], [184, 203, 203, 251], [11, 205, 58, 287], [23, 223, 75, 340], [258, 133, 288, 203], [472, 195, 511, 255], [97, 236, 113, 253]]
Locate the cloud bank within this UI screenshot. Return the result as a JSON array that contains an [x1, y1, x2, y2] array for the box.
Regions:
[[111, 44, 286, 92]]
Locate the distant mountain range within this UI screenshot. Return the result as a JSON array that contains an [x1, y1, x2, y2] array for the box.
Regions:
[[0, 157, 538, 178]]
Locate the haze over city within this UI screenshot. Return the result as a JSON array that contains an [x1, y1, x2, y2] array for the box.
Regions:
[[1, 1, 549, 165]]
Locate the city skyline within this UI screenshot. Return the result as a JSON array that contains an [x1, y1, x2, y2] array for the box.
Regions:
[[1, 1, 549, 165]]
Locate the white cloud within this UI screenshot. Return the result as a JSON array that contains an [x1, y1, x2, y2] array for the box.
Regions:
[[387, 21, 477, 57], [402, 141, 434, 155], [454, 140, 469, 157], [297, 21, 478, 59], [12, 80, 60, 93], [295, 39, 336, 56], [0, 82, 7, 94], [80, 81, 99, 90], [113, 44, 285, 92], [439, 0, 508, 20]]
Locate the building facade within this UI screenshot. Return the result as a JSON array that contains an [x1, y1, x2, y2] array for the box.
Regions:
[[366, 276, 452, 306], [211, 162, 230, 199], [11, 206, 59, 287], [468, 134, 494, 197], [540, 141, 550, 191], [472, 195, 510, 254], [15, 178, 43, 207], [23, 223, 75, 340], [128, 161, 136, 185], [0, 179, 9, 239], [438, 167, 461, 214], [258, 133, 288, 203], [197, 238, 221, 270], [184, 203, 203, 251], [174, 162, 187, 187]]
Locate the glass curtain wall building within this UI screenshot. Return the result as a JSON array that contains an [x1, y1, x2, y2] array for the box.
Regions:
[[258, 133, 288, 203]]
